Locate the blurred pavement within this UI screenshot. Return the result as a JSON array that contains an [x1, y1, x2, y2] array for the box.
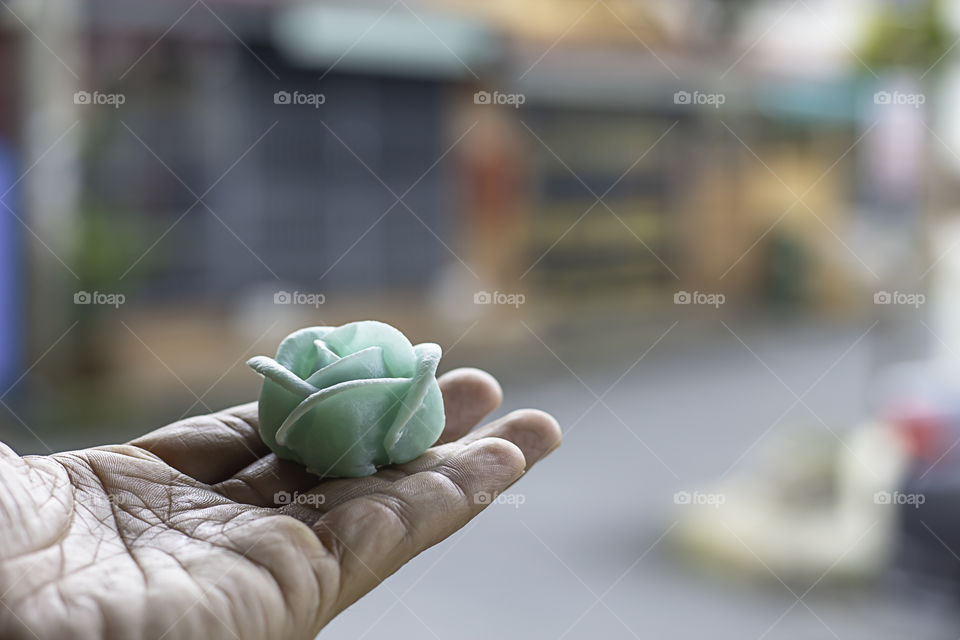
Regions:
[[323, 318, 957, 639]]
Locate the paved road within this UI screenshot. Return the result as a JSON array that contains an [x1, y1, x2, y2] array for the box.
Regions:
[[324, 318, 958, 639]]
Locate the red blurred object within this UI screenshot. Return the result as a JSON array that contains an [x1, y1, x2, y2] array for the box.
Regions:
[[882, 399, 948, 462]]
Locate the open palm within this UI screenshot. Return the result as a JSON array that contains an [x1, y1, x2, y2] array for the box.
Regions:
[[0, 369, 561, 640]]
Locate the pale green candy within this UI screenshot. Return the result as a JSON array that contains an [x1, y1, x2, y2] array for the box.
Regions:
[[246, 321, 445, 477]]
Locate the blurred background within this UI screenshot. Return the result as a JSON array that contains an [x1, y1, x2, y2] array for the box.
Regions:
[[5, 0, 960, 637]]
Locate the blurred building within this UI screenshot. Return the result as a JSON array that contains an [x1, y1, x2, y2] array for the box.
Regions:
[[0, 0, 944, 410]]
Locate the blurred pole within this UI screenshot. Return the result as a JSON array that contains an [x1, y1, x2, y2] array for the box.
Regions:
[[863, 72, 931, 370], [15, 0, 82, 366], [929, 56, 960, 360], [695, 0, 755, 297], [0, 142, 19, 390], [712, 0, 756, 46]]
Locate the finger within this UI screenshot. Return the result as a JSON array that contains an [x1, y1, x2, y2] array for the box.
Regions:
[[314, 437, 526, 615], [410, 409, 562, 471], [454, 409, 562, 465], [281, 409, 562, 517], [365, 409, 561, 483], [436, 368, 502, 443], [129, 402, 266, 483]]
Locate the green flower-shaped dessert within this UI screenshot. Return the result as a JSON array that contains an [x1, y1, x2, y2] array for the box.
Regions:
[[246, 321, 445, 477]]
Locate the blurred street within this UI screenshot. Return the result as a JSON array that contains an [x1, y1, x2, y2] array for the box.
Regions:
[[321, 316, 956, 639]]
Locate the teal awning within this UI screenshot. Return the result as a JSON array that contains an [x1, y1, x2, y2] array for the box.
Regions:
[[273, 3, 498, 78]]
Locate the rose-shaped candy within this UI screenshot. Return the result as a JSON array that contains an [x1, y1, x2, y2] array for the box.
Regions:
[[246, 321, 444, 477]]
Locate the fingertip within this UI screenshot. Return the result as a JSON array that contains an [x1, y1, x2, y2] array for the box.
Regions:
[[439, 367, 503, 405], [461, 367, 504, 404], [437, 368, 504, 443], [463, 436, 527, 481], [510, 409, 563, 462], [462, 409, 562, 469]]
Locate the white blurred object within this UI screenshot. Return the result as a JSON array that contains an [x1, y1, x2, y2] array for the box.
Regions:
[[929, 218, 960, 359], [428, 262, 484, 324], [230, 283, 318, 344], [673, 421, 908, 580], [739, 0, 874, 76]]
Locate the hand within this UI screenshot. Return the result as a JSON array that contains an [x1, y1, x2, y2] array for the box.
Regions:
[[0, 368, 561, 640]]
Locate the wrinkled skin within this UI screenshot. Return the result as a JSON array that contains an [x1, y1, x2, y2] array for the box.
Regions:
[[0, 369, 561, 640]]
